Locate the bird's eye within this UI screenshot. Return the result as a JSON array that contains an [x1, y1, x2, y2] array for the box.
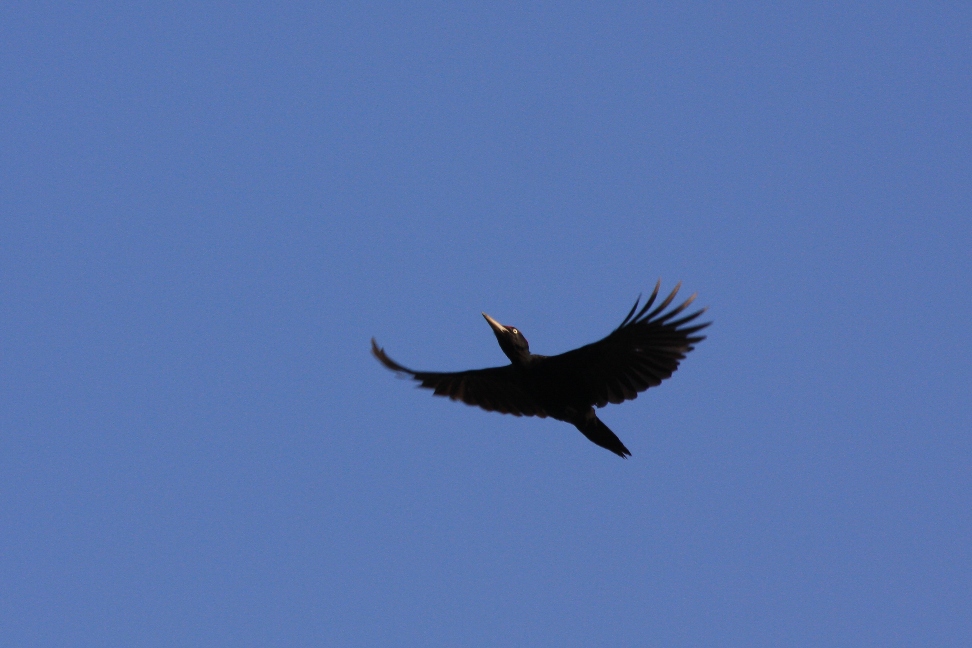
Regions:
[[511, 328, 518, 335]]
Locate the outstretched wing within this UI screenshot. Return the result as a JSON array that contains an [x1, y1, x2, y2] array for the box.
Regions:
[[371, 339, 546, 417], [536, 281, 709, 408]]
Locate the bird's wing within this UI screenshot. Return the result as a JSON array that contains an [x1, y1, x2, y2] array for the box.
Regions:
[[537, 281, 709, 408], [371, 339, 546, 417]]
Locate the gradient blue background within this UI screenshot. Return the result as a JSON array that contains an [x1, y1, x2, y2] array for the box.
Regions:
[[2, 2, 970, 645]]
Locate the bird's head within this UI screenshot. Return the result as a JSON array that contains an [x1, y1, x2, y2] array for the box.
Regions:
[[482, 312, 531, 365]]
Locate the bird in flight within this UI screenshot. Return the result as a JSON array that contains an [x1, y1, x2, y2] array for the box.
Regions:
[[371, 281, 709, 458]]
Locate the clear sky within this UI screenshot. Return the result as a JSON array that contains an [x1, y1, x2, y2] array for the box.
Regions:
[[2, 2, 970, 646]]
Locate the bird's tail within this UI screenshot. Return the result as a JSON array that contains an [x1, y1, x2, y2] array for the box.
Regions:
[[574, 414, 631, 458]]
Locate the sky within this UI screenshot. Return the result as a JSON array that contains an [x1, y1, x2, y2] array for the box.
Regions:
[[2, 1, 970, 646]]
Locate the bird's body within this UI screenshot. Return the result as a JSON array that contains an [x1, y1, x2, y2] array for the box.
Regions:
[[372, 281, 709, 457]]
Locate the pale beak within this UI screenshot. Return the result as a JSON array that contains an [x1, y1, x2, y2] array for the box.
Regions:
[[482, 312, 507, 335]]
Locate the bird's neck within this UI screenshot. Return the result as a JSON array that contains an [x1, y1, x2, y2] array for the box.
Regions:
[[508, 351, 540, 367]]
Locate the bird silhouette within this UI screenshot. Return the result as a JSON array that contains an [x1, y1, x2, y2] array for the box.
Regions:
[[371, 281, 709, 457]]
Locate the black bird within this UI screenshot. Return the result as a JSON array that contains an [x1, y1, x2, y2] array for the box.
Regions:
[[371, 281, 709, 457]]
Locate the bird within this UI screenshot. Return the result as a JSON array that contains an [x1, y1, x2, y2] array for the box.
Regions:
[[371, 281, 709, 458]]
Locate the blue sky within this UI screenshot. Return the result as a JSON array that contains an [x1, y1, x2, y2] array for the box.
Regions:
[[2, 2, 970, 645]]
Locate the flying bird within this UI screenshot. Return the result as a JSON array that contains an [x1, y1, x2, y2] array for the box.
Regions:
[[371, 281, 709, 457]]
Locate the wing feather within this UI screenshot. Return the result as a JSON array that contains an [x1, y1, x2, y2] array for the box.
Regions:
[[371, 339, 545, 417], [534, 283, 709, 408]]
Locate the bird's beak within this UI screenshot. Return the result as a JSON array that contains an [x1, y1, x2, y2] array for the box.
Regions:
[[482, 312, 507, 335]]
